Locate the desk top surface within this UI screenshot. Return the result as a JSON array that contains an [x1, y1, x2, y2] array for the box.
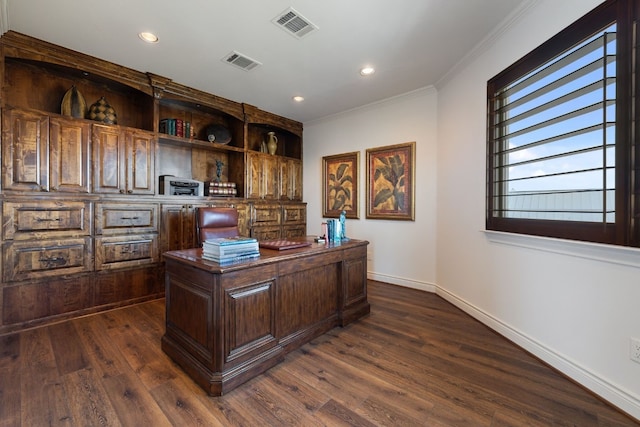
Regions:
[[163, 236, 368, 273]]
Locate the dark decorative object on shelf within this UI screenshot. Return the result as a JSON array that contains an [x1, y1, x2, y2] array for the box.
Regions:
[[88, 96, 117, 124], [60, 85, 87, 119], [215, 159, 224, 182], [205, 124, 231, 144]]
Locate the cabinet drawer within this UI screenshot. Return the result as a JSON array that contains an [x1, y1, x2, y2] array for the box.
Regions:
[[251, 226, 281, 241], [282, 205, 306, 224], [251, 204, 281, 226], [3, 238, 93, 282], [3, 201, 91, 240], [95, 234, 158, 270], [282, 225, 306, 239], [95, 203, 158, 235]]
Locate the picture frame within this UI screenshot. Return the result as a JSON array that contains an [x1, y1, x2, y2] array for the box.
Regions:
[[323, 151, 360, 219], [366, 141, 415, 220]]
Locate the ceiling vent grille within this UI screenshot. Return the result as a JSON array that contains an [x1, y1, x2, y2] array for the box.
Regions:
[[222, 51, 262, 71], [272, 7, 318, 39]]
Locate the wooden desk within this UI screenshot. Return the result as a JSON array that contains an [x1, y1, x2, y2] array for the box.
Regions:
[[161, 238, 370, 395]]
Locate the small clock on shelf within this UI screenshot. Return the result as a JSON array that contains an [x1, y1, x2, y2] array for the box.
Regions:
[[205, 124, 231, 145]]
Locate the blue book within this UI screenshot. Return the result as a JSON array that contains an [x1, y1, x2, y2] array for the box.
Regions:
[[202, 252, 260, 265], [204, 236, 258, 246]]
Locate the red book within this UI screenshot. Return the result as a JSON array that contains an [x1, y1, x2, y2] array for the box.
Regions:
[[175, 119, 184, 137]]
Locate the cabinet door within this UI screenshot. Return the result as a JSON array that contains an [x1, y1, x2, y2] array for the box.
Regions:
[[246, 152, 262, 199], [279, 158, 302, 201], [246, 152, 278, 199], [49, 117, 90, 193], [127, 130, 155, 195], [1, 109, 49, 192], [262, 155, 279, 200], [160, 203, 206, 254], [92, 124, 125, 194]]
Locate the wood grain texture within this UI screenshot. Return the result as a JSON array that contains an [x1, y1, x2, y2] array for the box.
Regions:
[[0, 280, 637, 426], [0, 30, 307, 336]]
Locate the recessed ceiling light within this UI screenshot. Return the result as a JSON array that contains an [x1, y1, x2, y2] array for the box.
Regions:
[[360, 66, 375, 76], [292, 96, 305, 102], [138, 32, 158, 43]]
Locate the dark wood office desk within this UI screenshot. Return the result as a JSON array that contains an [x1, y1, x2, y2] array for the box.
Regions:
[[161, 238, 370, 395]]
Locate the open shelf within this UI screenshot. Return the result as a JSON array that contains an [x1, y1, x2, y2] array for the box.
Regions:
[[3, 57, 155, 131]]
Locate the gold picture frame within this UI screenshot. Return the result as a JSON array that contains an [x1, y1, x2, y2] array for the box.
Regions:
[[366, 141, 415, 220], [323, 151, 360, 219]]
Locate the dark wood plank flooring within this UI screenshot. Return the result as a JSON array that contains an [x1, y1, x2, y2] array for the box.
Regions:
[[0, 280, 637, 426]]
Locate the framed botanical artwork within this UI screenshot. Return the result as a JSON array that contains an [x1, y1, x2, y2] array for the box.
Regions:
[[366, 141, 415, 220], [323, 151, 360, 219]]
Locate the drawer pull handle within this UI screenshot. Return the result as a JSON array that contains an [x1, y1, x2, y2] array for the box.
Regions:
[[39, 256, 67, 266], [120, 216, 140, 220], [36, 217, 61, 222], [120, 247, 139, 254]]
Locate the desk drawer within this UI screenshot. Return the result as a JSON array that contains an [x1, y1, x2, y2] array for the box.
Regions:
[[95, 203, 158, 235], [3, 201, 91, 240], [3, 237, 93, 281], [95, 234, 158, 270]]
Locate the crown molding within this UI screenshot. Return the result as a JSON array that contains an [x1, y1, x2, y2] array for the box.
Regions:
[[435, 0, 539, 89]]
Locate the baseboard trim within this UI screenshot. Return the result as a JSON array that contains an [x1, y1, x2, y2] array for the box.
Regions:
[[367, 272, 436, 293], [366, 270, 640, 420], [435, 285, 640, 422], [365, 270, 640, 420]]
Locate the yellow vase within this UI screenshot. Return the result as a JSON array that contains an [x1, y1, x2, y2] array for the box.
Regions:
[[266, 131, 278, 155]]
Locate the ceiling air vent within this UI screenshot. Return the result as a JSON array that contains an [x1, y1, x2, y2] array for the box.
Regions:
[[222, 51, 262, 71], [272, 7, 318, 39]]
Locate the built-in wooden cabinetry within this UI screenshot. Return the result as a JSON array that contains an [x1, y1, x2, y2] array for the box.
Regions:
[[2, 108, 92, 193], [0, 31, 306, 334], [92, 124, 156, 195]]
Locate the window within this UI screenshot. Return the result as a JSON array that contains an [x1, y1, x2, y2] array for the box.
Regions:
[[486, 0, 639, 247]]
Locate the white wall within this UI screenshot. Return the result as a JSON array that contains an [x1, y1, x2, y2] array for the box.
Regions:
[[304, 88, 438, 291], [304, 0, 640, 419], [436, 0, 640, 419]]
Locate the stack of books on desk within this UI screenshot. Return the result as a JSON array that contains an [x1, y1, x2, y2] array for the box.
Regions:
[[202, 236, 260, 264]]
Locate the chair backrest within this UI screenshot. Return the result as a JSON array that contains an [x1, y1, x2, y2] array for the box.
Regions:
[[196, 207, 239, 246]]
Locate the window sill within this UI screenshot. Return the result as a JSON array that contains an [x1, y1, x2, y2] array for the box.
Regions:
[[483, 230, 640, 268]]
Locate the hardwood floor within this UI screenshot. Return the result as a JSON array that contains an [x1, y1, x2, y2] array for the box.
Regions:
[[0, 280, 637, 426]]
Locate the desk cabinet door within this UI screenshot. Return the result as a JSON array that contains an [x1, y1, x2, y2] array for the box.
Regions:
[[222, 267, 278, 366], [342, 246, 368, 310]]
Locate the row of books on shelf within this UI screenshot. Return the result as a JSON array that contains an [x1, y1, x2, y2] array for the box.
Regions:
[[205, 181, 238, 197], [159, 118, 194, 138], [202, 236, 260, 264]]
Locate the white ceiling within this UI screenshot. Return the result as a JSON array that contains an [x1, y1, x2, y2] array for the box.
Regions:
[[2, 0, 530, 123]]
